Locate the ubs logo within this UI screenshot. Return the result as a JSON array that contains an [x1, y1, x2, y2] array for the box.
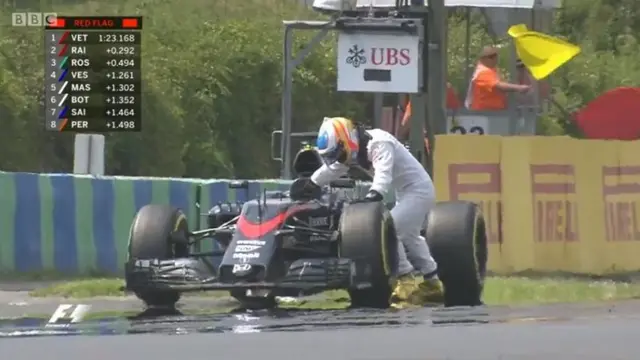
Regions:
[[346, 45, 366, 68]]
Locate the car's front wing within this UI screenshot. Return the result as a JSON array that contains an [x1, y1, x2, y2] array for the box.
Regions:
[[125, 257, 361, 295]]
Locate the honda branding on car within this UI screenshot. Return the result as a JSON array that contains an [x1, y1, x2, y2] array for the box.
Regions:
[[232, 264, 252, 273], [233, 252, 260, 260], [309, 217, 329, 227], [234, 245, 261, 253]]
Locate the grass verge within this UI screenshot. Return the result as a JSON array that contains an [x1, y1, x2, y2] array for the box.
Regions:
[[28, 278, 229, 299], [29, 279, 125, 298], [484, 277, 640, 304], [25, 276, 640, 307]]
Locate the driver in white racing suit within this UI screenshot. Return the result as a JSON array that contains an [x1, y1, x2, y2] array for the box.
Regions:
[[303, 117, 443, 308]]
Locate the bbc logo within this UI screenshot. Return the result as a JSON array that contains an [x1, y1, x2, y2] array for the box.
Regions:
[[12, 12, 58, 26]]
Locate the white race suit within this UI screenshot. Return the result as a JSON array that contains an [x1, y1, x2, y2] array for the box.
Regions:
[[310, 128, 438, 276]]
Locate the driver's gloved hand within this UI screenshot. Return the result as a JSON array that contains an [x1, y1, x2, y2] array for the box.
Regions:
[[363, 189, 383, 202]]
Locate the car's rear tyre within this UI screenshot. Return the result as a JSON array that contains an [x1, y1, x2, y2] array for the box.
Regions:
[[425, 201, 488, 307], [127, 204, 190, 308], [339, 202, 398, 308]]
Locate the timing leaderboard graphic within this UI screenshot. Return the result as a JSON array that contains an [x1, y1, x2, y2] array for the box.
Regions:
[[44, 16, 142, 132]]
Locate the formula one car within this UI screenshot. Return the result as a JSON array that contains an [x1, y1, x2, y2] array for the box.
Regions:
[[125, 146, 488, 309]]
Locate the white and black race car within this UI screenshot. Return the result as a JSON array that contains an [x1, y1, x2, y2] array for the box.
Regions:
[[125, 146, 487, 310]]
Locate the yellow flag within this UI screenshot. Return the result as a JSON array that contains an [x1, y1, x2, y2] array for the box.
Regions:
[[508, 24, 581, 80]]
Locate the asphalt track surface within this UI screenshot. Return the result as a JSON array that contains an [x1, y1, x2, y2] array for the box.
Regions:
[[1, 283, 639, 359]]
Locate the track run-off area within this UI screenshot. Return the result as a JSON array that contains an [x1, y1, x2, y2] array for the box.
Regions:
[[1, 291, 639, 360]]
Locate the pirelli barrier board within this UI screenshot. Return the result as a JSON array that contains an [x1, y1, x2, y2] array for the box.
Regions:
[[434, 135, 640, 275], [44, 16, 142, 132]]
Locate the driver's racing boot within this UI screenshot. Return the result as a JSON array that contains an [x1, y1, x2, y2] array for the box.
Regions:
[[390, 272, 444, 309], [417, 273, 444, 304], [389, 273, 426, 309]]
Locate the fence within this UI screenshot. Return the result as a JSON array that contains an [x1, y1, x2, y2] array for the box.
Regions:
[[1, 135, 640, 275]]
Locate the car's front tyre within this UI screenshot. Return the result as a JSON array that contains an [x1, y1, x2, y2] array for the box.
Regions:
[[339, 202, 398, 308], [126, 205, 189, 308]]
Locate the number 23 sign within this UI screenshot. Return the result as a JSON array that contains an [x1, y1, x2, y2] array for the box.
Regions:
[[447, 115, 488, 135]]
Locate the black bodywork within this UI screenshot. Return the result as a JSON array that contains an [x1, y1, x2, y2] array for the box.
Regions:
[[125, 147, 369, 298]]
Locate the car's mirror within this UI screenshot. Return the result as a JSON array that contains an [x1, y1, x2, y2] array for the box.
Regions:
[[330, 179, 356, 188], [229, 180, 249, 189]]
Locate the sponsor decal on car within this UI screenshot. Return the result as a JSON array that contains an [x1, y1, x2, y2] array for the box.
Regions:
[[234, 245, 262, 253], [236, 240, 266, 245], [232, 264, 252, 273], [309, 217, 329, 227], [233, 252, 260, 260], [133, 259, 158, 267], [309, 235, 325, 242]]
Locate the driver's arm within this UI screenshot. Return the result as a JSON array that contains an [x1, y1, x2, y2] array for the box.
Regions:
[[369, 141, 394, 197], [310, 162, 348, 187]]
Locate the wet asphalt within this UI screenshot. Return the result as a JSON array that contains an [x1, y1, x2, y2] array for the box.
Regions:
[[1, 283, 639, 359], [5, 314, 637, 360]]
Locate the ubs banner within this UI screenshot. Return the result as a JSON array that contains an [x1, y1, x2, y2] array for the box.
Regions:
[[434, 135, 640, 275]]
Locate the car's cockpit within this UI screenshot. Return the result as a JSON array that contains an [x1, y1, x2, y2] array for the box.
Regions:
[[292, 144, 372, 182]]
